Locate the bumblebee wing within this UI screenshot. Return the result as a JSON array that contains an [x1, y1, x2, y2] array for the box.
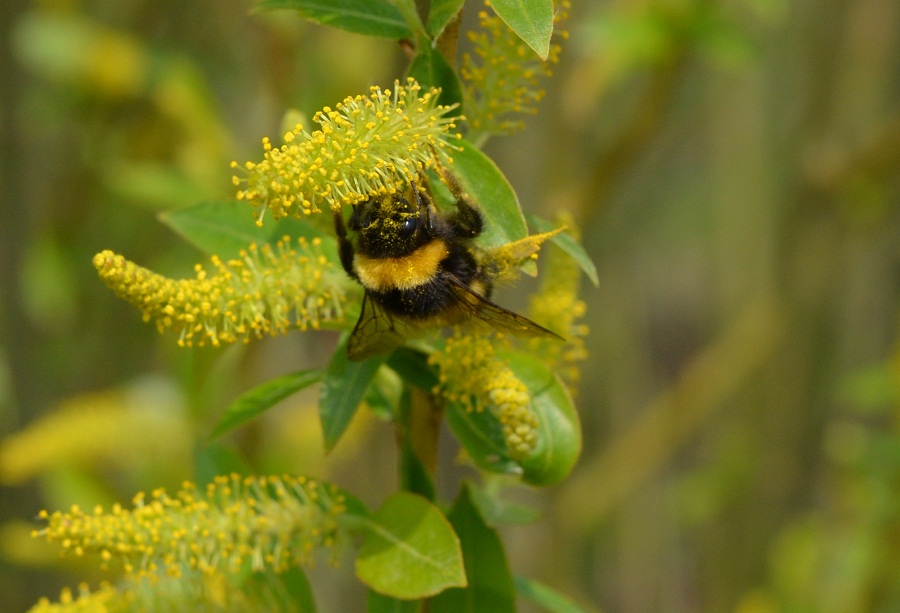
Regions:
[[448, 278, 565, 341], [347, 293, 418, 361]]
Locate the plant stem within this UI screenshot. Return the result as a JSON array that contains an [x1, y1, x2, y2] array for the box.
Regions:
[[398, 384, 442, 499]]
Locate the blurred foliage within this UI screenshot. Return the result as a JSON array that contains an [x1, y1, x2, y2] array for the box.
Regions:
[[1, 0, 898, 610]]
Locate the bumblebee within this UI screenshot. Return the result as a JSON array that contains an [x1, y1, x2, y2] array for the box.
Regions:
[[334, 176, 562, 361]]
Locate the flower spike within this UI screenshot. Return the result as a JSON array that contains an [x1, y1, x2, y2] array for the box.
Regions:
[[233, 79, 461, 224]]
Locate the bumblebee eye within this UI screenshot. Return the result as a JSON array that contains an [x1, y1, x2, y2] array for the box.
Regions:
[[400, 216, 418, 236]]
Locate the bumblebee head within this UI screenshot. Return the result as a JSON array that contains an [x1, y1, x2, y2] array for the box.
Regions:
[[351, 183, 434, 258]]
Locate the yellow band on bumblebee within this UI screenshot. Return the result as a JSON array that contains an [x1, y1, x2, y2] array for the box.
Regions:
[[354, 239, 450, 292]]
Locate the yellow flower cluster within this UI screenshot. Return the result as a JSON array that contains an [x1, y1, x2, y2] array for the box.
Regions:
[[461, 1, 569, 137], [233, 79, 460, 223], [28, 567, 315, 612], [28, 582, 122, 613], [528, 240, 589, 391], [93, 236, 350, 347], [33, 474, 347, 580], [429, 332, 539, 458]]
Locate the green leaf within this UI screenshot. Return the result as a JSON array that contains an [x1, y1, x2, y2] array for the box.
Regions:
[[210, 369, 324, 438], [386, 347, 440, 391], [504, 352, 581, 486], [158, 200, 270, 257], [319, 334, 387, 452], [528, 214, 600, 287], [468, 482, 542, 526], [445, 401, 521, 476], [193, 443, 253, 486], [256, 0, 413, 39], [426, 0, 465, 38], [407, 40, 464, 110], [268, 566, 318, 612], [430, 484, 516, 613], [364, 369, 401, 421], [159, 201, 340, 270], [356, 492, 466, 599], [367, 590, 420, 613], [514, 575, 590, 613], [490, 0, 554, 59], [449, 140, 528, 249]]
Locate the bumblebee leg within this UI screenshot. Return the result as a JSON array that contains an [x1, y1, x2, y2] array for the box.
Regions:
[[333, 209, 358, 280], [410, 180, 436, 233], [434, 163, 483, 238]]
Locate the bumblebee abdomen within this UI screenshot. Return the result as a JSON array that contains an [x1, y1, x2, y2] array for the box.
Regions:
[[355, 236, 483, 320]]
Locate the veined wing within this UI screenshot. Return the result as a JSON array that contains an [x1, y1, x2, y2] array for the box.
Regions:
[[448, 278, 565, 341], [347, 293, 424, 361]]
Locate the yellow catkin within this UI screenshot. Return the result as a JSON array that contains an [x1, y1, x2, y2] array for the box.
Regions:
[[429, 332, 539, 458], [527, 232, 589, 393], [93, 236, 351, 347], [232, 78, 461, 223], [33, 475, 348, 581], [461, 1, 569, 135]]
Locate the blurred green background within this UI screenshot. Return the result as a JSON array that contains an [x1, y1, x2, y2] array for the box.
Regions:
[[1, 0, 899, 611]]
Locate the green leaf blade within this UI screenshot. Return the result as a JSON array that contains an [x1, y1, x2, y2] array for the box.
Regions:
[[528, 214, 600, 287], [407, 42, 464, 110], [210, 369, 323, 438], [319, 335, 387, 452], [514, 575, 591, 613], [268, 566, 318, 613], [356, 492, 466, 599], [430, 484, 516, 613], [505, 352, 582, 486], [445, 400, 521, 476], [386, 348, 439, 391], [158, 200, 271, 257], [490, 0, 554, 59], [449, 140, 528, 249], [426, 0, 465, 38], [256, 0, 413, 39], [367, 590, 420, 613]]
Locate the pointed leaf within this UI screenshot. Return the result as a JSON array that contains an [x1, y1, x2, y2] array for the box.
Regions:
[[490, 0, 554, 59], [468, 482, 542, 526], [367, 590, 419, 613], [193, 443, 253, 485], [527, 214, 599, 287], [426, 0, 464, 38], [211, 369, 323, 438], [449, 139, 528, 249], [256, 0, 413, 39], [267, 566, 318, 612], [407, 41, 464, 110], [159, 200, 269, 257], [514, 575, 590, 613], [356, 492, 466, 598], [430, 484, 516, 612], [320, 334, 387, 451], [386, 347, 440, 391], [445, 401, 521, 476]]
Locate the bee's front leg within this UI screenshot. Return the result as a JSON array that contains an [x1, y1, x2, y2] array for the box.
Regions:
[[434, 163, 483, 238]]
